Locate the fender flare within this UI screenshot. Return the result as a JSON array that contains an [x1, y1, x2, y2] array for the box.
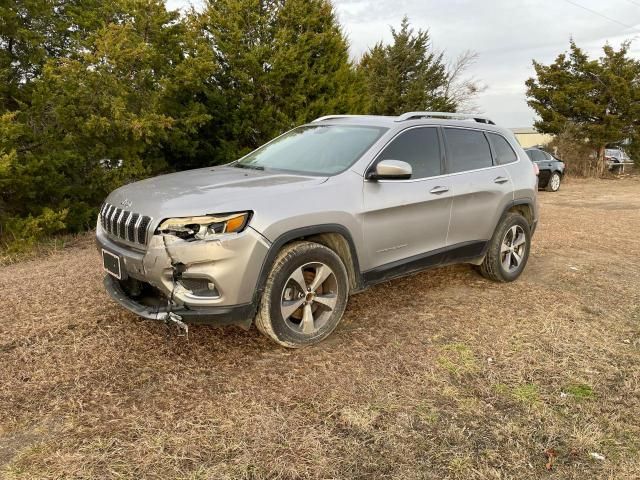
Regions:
[[496, 199, 537, 234], [251, 224, 363, 305]]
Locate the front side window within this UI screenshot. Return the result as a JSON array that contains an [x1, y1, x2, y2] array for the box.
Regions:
[[487, 133, 518, 165], [235, 125, 387, 175], [444, 128, 493, 173], [377, 127, 441, 179]]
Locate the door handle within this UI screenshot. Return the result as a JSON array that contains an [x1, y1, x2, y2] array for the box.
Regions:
[[429, 186, 449, 194], [494, 176, 509, 184]]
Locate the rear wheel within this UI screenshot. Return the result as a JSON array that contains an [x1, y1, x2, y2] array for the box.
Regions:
[[255, 241, 349, 347], [546, 172, 561, 192], [478, 213, 531, 282]]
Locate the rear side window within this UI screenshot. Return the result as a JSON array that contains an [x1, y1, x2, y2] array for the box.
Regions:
[[377, 127, 441, 179], [487, 133, 517, 165], [443, 128, 493, 173], [527, 149, 546, 162]]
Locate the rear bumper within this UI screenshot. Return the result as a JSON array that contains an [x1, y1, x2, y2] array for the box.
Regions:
[[103, 275, 256, 328]]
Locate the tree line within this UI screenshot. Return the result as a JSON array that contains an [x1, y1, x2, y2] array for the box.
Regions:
[[0, 0, 482, 245], [526, 40, 640, 176]]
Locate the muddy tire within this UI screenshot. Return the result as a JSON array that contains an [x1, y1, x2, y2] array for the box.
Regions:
[[255, 241, 349, 348], [478, 213, 531, 282], [546, 172, 561, 192]]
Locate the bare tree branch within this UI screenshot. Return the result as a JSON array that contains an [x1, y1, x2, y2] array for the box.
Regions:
[[444, 50, 487, 113]]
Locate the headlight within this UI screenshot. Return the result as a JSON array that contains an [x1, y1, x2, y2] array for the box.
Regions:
[[157, 212, 251, 240]]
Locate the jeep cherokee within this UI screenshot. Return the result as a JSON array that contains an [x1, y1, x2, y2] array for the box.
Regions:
[[97, 112, 538, 347]]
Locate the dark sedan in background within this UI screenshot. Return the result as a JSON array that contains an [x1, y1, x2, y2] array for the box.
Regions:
[[525, 147, 565, 192]]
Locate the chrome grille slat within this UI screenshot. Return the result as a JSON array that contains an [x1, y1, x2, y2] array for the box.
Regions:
[[127, 213, 140, 242], [123, 212, 134, 242], [117, 210, 129, 238], [133, 214, 143, 243], [115, 209, 123, 237], [137, 216, 151, 244], [99, 204, 107, 229], [106, 206, 116, 233], [100, 202, 152, 246], [110, 208, 122, 234]]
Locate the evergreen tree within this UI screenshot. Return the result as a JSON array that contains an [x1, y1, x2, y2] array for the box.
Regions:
[[270, 0, 360, 123], [0, 0, 214, 235], [358, 17, 453, 115], [1, 0, 66, 111], [196, 0, 357, 161], [526, 40, 640, 174]]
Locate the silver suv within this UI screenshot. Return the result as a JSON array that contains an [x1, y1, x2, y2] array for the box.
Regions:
[[97, 112, 538, 347]]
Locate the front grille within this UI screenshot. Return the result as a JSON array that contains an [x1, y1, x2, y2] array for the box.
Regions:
[[100, 203, 152, 246]]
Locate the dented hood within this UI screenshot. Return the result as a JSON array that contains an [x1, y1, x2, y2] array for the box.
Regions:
[[105, 165, 328, 222]]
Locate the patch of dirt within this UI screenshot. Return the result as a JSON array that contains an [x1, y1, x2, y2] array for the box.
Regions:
[[1, 177, 639, 479]]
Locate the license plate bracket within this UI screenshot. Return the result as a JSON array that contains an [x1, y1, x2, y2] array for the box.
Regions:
[[102, 249, 124, 280]]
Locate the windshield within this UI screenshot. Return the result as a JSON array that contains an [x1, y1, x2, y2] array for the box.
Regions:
[[605, 149, 622, 159], [235, 125, 387, 175]]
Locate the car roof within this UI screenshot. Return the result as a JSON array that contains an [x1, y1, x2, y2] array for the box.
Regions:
[[308, 113, 511, 136]]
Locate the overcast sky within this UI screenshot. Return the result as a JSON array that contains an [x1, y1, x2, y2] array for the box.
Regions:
[[168, 0, 640, 127]]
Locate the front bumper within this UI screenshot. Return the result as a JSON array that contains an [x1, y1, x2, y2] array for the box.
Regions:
[[96, 222, 270, 326], [103, 275, 256, 327]]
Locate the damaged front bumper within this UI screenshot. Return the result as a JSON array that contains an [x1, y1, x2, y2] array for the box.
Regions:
[[96, 222, 271, 327], [103, 275, 257, 328]]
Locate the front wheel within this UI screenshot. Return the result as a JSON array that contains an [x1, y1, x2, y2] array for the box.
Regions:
[[255, 241, 349, 348], [478, 213, 531, 282], [546, 171, 561, 192]]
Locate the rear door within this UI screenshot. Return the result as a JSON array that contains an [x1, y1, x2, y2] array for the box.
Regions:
[[362, 126, 453, 270], [444, 128, 514, 249]]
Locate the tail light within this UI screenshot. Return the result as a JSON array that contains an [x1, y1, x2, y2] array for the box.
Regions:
[[533, 162, 540, 176]]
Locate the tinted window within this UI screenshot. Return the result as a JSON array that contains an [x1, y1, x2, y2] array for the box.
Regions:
[[488, 133, 517, 165], [444, 128, 493, 173], [378, 127, 441, 178], [237, 125, 387, 175]]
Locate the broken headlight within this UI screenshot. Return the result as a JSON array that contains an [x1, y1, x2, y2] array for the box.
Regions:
[[157, 212, 251, 240]]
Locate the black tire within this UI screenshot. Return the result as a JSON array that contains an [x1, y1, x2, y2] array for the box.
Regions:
[[255, 241, 349, 348], [545, 171, 561, 192], [478, 213, 531, 282]]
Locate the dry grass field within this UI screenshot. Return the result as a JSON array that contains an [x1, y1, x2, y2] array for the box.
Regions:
[[1, 177, 639, 479]]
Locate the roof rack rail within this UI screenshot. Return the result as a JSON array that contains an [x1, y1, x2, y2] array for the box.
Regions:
[[395, 111, 495, 125], [312, 115, 364, 122]]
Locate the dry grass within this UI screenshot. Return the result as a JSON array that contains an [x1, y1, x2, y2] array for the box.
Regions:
[[0, 233, 89, 268], [1, 177, 639, 479]]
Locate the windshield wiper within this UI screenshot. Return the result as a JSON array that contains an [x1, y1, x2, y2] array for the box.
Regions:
[[234, 163, 264, 171]]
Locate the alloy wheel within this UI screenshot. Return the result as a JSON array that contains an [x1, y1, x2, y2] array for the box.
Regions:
[[280, 262, 338, 334], [501, 225, 527, 273]]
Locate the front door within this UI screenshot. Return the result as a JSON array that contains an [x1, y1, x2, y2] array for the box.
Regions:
[[361, 126, 452, 272]]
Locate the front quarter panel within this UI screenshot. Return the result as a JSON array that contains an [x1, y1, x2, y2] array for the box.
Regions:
[[253, 171, 364, 259]]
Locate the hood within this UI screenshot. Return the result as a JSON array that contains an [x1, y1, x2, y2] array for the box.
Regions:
[[105, 166, 328, 222]]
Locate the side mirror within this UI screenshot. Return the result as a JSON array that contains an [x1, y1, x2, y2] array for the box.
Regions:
[[367, 159, 412, 180]]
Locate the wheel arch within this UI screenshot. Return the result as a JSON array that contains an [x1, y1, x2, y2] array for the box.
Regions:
[[507, 201, 534, 226], [253, 224, 363, 305], [495, 200, 535, 234]]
